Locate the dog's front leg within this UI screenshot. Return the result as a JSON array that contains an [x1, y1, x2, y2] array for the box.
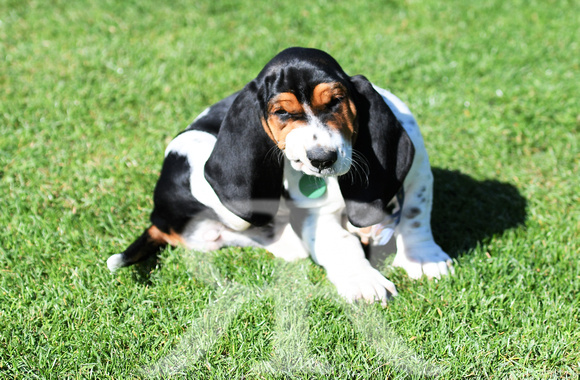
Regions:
[[302, 211, 397, 304]]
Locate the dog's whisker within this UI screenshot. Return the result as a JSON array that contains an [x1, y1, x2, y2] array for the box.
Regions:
[[343, 156, 354, 182], [264, 144, 284, 165], [347, 158, 361, 186], [349, 150, 370, 187]]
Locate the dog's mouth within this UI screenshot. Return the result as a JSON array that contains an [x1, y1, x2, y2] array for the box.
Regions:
[[290, 154, 351, 178], [283, 126, 353, 177]]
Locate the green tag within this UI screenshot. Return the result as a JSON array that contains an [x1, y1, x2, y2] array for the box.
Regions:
[[299, 175, 327, 199]]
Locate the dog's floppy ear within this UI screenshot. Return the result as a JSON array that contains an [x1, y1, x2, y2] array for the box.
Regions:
[[204, 81, 283, 226], [339, 75, 415, 227]]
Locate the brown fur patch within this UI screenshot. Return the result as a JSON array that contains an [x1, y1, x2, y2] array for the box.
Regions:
[[262, 83, 358, 147], [148, 225, 184, 246], [263, 92, 307, 148], [354, 226, 373, 245], [311, 83, 357, 140], [311, 83, 344, 109]]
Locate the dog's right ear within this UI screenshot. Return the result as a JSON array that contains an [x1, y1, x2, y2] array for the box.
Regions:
[[339, 75, 415, 227], [204, 80, 284, 227]]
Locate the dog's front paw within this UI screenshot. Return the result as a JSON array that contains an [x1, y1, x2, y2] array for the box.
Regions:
[[326, 263, 398, 305], [392, 243, 454, 279]]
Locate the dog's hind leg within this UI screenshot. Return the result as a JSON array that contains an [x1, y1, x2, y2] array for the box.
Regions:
[[107, 149, 206, 271], [392, 161, 454, 279], [107, 225, 184, 272]]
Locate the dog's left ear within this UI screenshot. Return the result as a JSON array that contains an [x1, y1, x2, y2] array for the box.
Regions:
[[339, 75, 415, 227], [204, 81, 283, 226]]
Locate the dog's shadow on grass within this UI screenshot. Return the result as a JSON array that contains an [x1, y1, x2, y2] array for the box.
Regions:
[[130, 257, 161, 286], [368, 168, 527, 265], [430, 168, 527, 258]]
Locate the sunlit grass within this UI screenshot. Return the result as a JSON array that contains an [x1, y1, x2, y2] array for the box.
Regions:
[[1, 0, 578, 378]]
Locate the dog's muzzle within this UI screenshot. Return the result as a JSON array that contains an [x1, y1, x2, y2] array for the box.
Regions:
[[306, 147, 338, 170]]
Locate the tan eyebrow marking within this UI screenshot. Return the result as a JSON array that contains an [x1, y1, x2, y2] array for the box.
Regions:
[[311, 82, 346, 110], [311, 82, 357, 139], [262, 92, 307, 148], [268, 92, 303, 114]]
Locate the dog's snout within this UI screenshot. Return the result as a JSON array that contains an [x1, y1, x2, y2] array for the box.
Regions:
[[307, 147, 338, 170]]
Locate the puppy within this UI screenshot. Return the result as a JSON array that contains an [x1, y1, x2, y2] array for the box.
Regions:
[[107, 47, 454, 304]]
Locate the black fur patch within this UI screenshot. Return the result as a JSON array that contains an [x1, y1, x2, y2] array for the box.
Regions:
[[151, 152, 207, 233]]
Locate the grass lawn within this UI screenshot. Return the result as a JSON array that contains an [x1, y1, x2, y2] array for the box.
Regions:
[[1, 0, 578, 378]]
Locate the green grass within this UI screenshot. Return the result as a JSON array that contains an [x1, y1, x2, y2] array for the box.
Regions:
[[1, 0, 579, 378]]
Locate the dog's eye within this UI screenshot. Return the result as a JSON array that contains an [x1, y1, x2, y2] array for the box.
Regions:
[[273, 109, 305, 120], [327, 96, 344, 109]]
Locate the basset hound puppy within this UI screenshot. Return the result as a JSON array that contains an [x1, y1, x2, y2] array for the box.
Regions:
[[107, 47, 454, 304]]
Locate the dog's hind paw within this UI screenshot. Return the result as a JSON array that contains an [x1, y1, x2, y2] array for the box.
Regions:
[[106, 253, 125, 272]]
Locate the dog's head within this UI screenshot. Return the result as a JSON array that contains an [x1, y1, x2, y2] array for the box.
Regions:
[[205, 47, 415, 227], [257, 48, 357, 177]]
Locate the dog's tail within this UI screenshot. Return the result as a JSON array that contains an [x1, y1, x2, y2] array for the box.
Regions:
[[107, 225, 183, 272]]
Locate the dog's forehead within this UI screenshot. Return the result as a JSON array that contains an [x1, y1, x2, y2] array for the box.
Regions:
[[258, 50, 349, 102], [266, 66, 343, 97]]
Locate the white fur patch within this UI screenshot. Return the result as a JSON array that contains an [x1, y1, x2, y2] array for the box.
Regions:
[[372, 86, 454, 279], [283, 158, 345, 212], [106, 253, 125, 272], [283, 104, 352, 177], [165, 130, 251, 232], [265, 222, 309, 261]]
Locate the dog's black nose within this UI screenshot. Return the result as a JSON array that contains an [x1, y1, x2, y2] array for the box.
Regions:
[[307, 147, 337, 170]]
